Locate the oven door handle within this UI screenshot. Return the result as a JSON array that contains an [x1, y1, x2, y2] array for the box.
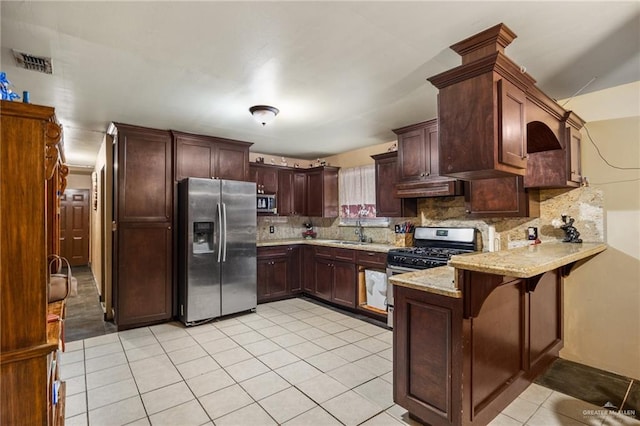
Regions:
[[387, 265, 420, 275]]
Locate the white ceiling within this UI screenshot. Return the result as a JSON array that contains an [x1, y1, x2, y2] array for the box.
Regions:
[[1, 1, 639, 167]]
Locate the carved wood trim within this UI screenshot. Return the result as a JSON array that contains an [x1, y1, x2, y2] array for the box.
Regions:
[[45, 121, 62, 180], [58, 163, 69, 195]]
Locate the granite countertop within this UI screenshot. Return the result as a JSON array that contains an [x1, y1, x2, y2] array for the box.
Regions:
[[389, 266, 460, 298], [390, 241, 607, 298], [257, 239, 394, 253], [448, 241, 607, 278]]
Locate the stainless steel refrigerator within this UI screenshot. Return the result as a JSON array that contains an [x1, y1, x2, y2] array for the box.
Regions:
[[178, 177, 257, 325]]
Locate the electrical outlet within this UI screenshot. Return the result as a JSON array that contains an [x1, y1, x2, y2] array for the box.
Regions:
[[269, 225, 275, 234]]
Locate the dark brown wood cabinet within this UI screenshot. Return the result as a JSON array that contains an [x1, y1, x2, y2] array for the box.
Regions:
[[396, 119, 440, 182], [302, 246, 316, 294], [174, 131, 251, 182], [306, 166, 339, 217], [394, 285, 463, 426], [464, 176, 539, 217], [313, 247, 357, 308], [248, 164, 335, 217], [332, 261, 357, 308], [257, 247, 290, 303], [111, 123, 174, 329], [1, 101, 65, 425], [428, 24, 585, 184], [394, 269, 563, 426], [251, 163, 279, 194], [288, 246, 303, 293], [258, 244, 386, 321], [428, 24, 535, 180], [371, 152, 417, 217], [257, 245, 303, 302], [393, 120, 462, 198], [278, 169, 307, 216], [314, 256, 334, 302], [525, 112, 585, 188]]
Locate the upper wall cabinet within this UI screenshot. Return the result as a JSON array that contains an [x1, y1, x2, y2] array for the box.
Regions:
[[428, 23, 584, 182], [306, 166, 339, 218], [465, 176, 539, 218], [173, 131, 251, 182], [524, 109, 585, 188], [278, 169, 307, 216], [250, 163, 279, 194], [393, 119, 462, 198], [249, 163, 335, 217], [371, 151, 417, 217]]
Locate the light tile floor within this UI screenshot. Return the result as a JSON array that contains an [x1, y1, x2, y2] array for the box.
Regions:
[[62, 298, 639, 426]]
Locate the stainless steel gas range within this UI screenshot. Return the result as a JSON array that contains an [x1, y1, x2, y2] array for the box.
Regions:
[[386, 227, 479, 327]]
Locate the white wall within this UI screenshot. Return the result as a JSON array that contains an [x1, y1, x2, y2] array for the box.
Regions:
[[558, 82, 640, 379], [66, 171, 92, 189]]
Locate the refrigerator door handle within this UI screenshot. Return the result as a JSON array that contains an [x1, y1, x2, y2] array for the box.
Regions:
[[222, 202, 228, 262], [217, 202, 223, 263]]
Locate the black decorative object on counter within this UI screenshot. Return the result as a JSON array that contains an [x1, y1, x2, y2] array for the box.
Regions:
[[559, 215, 582, 243]]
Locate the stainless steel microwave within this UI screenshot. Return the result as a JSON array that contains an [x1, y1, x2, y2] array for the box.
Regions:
[[257, 194, 277, 214]]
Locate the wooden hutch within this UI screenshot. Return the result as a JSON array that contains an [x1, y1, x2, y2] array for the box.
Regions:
[[1, 100, 68, 424]]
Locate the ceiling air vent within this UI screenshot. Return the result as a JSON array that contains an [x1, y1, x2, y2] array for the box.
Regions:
[[12, 50, 53, 74]]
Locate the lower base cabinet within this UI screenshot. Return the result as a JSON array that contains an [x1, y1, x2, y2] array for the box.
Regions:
[[257, 245, 303, 303], [394, 269, 562, 426], [313, 247, 357, 308], [257, 247, 290, 303], [332, 261, 357, 308], [258, 244, 372, 313]]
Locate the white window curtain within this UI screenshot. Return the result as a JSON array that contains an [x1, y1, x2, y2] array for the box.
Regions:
[[339, 165, 376, 218]]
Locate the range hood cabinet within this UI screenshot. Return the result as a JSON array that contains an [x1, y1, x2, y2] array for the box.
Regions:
[[428, 23, 584, 181]]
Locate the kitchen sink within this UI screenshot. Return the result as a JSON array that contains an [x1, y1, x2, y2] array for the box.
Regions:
[[329, 240, 369, 245]]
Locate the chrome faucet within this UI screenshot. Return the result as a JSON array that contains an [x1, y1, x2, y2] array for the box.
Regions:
[[355, 219, 366, 242]]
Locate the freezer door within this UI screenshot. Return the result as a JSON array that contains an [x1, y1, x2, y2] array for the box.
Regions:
[[180, 178, 222, 323], [220, 179, 257, 316]]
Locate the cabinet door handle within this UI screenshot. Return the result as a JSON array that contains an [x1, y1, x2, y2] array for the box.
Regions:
[[367, 252, 374, 256], [425, 172, 430, 176]]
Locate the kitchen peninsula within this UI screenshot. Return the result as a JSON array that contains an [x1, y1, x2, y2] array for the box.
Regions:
[[390, 242, 607, 426]]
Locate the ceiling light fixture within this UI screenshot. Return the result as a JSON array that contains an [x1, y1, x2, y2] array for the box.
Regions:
[[249, 105, 279, 126]]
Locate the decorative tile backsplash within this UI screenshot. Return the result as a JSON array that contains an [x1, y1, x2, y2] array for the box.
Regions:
[[257, 187, 604, 251], [416, 186, 604, 250]]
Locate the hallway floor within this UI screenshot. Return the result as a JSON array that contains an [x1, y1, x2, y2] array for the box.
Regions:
[[65, 266, 116, 342], [61, 294, 639, 425]]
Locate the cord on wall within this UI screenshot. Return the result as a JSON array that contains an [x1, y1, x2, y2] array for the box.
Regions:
[[583, 123, 640, 186], [561, 76, 598, 107], [584, 124, 640, 171]]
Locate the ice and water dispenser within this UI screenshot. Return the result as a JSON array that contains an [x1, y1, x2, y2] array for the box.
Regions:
[[192, 222, 214, 254]]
